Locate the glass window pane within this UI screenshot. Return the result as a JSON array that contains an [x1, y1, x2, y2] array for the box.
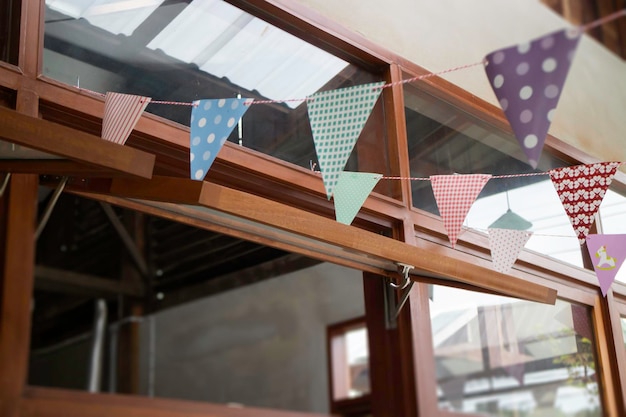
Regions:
[[404, 81, 584, 267], [43, 0, 393, 196], [430, 286, 602, 416], [0, 0, 20, 65], [621, 317, 626, 349]]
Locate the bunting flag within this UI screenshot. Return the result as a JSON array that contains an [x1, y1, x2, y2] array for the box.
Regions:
[[485, 28, 581, 168], [549, 162, 621, 244], [102, 92, 151, 145], [333, 171, 382, 225], [431, 174, 492, 248], [585, 234, 626, 296], [189, 98, 251, 181], [488, 228, 532, 273], [307, 82, 385, 199]]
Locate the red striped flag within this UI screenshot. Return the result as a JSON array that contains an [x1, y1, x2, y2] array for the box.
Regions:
[[102, 92, 151, 145]]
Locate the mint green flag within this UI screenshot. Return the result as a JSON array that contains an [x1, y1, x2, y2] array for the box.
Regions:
[[333, 171, 382, 225], [307, 82, 385, 199]]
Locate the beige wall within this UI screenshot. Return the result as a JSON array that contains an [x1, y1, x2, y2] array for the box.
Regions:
[[292, 0, 626, 165]]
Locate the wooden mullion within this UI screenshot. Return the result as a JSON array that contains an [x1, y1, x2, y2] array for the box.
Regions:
[[406, 282, 439, 416], [0, 174, 38, 417], [18, 0, 43, 77], [383, 63, 412, 205], [363, 273, 415, 417], [597, 291, 626, 415]]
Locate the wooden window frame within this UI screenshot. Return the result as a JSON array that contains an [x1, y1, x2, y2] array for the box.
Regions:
[[326, 317, 372, 416], [1, 1, 626, 417]]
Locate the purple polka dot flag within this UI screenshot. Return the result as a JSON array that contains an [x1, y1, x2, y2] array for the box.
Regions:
[[430, 174, 492, 248], [189, 98, 251, 181], [549, 162, 621, 244], [485, 28, 581, 168], [585, 234, 626, 296], [307, 82, 384, 199], [102, 92, 151, 145], [488, 228, 532, 273], [333, 171, 382, 225]]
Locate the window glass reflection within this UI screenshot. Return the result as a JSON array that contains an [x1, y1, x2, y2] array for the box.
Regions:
[[404, 81, 583, 267], [43, 0, 392, 195], [0, 0, 21, 65], [430, 286, 602, 416]]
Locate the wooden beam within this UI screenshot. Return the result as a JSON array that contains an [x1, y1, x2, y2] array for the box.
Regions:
[[0, 159, 140, 177], [34, 265, 144, 297], [0, 107, 155, 179], [0, 174, 38, 417], [21, 386, 334, 417], [107, 176, 557, 304]]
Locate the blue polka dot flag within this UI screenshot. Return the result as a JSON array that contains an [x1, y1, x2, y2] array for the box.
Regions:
[[333, 171, 382, 225], [307, 82, 385, 199], [485, 28, 581, 168], [189, 98, 251, 181]]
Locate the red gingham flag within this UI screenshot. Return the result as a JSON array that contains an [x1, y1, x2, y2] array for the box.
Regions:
[[549, 162, 621, 244], [102, 92, 151, 145], [431, 174, 492, 248]]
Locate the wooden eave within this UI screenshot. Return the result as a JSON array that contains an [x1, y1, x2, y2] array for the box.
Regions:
[[98, 175, 557, 305], [0, 107, 155, 179]]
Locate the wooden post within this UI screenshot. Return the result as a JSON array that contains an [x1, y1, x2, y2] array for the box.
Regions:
[[0, 174, 38, 417], [363, 272, 417, 417], [117, 212, 147, 394]]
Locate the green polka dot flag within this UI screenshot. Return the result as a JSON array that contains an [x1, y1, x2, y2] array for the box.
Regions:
[[307, 82, 385, 199], [333, 171, 382, 225]]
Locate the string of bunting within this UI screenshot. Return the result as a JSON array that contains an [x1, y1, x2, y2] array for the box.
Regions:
[[91, 10, 626, 295]]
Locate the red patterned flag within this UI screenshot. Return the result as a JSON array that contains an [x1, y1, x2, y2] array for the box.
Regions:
[[431, 174, 492, 248], [102, 92, 151, 145], [549, 162, 621, 244]]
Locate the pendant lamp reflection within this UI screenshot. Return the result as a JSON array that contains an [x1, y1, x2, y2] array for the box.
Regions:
[[489, 192, 532, 231]]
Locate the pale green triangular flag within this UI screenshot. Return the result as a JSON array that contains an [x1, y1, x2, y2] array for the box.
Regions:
[[333, 171, 382, 225], [307, 82, 385, 199]]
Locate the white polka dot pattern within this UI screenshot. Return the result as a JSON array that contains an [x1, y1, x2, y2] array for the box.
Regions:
[[488, 228, 532, 273], [333, 171, 382, 225], [549, 162, 621, 244], [485, 29, 581, 168], [189, 98, 251, 181], [307, 82, 384, 199], [430, 174, 492, 248]]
